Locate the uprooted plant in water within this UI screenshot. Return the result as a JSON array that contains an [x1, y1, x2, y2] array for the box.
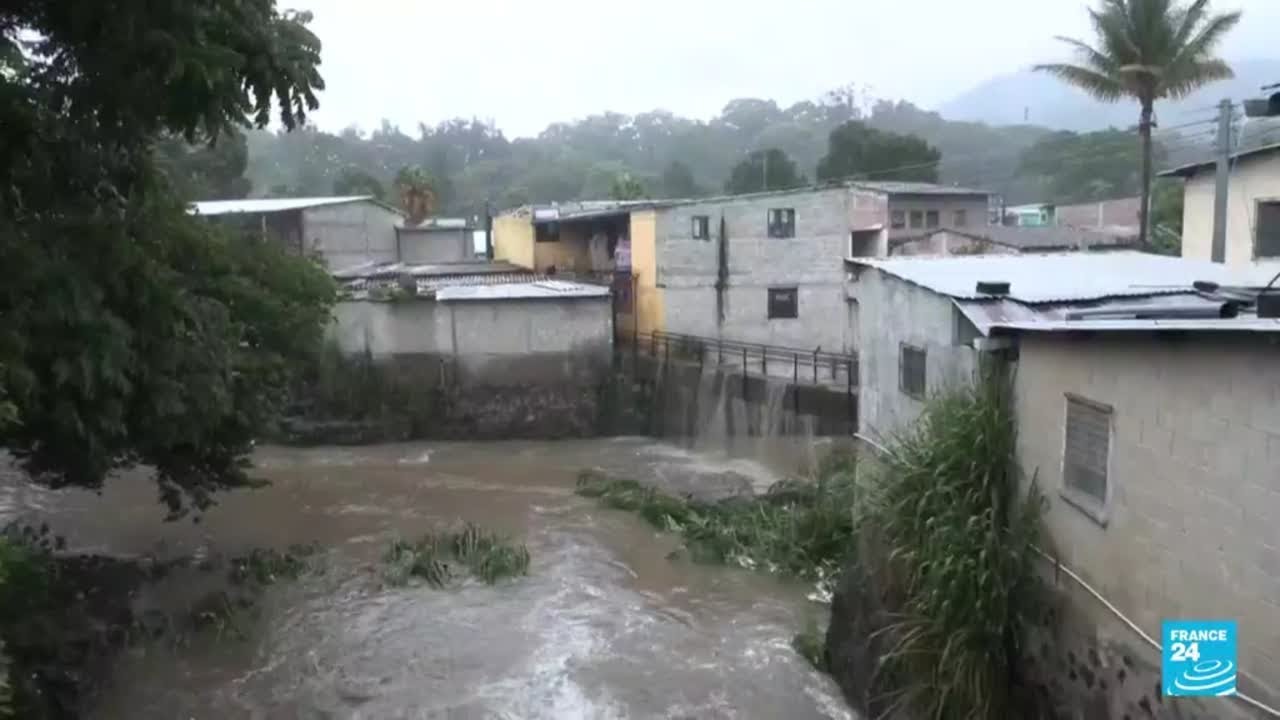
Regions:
[[574, 447, 859, 583], [383, 523, 531, 588]]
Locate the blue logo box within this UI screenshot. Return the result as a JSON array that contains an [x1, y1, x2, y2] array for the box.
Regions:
[[1162, 619, 1238, 697]]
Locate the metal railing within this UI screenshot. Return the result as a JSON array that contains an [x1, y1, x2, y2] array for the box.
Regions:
[[622, 329, 857, 390]]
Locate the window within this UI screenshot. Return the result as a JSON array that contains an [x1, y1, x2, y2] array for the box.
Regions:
[[899, 344, 926, 398], [768, 208, 796, 238], [691, 215, 710, 240], [909, 210, 924, 229], [925, 210, 940, 228], [953, 209, 968, 227], [890, 210, 906, 229], [1063, 395, 1112, 515], [767, 287, 798, 319], [535, 221, 560, 243], [1255, 201, 1280, 258]]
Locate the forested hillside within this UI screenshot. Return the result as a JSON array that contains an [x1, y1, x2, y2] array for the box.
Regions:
[[176, 87, 1262, 217]]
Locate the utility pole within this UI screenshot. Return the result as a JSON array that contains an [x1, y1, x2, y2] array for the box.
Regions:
[[762, 150, 769, 192], [1210, 98, 1233, 263]]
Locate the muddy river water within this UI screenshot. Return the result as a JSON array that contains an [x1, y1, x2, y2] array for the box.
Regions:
[[3, 438, 855, 719]]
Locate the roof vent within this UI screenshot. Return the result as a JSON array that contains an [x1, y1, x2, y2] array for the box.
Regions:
[[975, 281, 1010, 295], [1259, 291, 1280, 319]]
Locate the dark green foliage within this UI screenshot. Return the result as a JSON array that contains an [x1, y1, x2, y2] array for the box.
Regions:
[[293, 343, 441, 439], [854, 373, 1045, 720], [574, 448, 857, 580], [383, 524, 531, 588], [1149, 178, 1184, 255], [1015, 128, 1155, 203], [333, 165, 387, 200], [228, 544, 321, 586], [155, 130, 253, 200], [609, 172, 647, 200], [816, 121, 941, 182], [724, 148, 806, 194], [0, 0, 333, 514], [659, 160, 703, 198]]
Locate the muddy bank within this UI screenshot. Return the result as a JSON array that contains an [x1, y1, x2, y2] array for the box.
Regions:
[[0, 536, 318, 719]]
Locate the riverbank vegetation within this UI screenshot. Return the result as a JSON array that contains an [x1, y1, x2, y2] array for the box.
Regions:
[[831, 373, 1045, 719], [0, 526, 324, 718], [575, 448, 857, 581], [383, 523, 531, 588]]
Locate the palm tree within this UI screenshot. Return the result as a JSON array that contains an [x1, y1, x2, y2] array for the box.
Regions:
[[395, 165, 437, 225], [1035, 0, 1240, 249]]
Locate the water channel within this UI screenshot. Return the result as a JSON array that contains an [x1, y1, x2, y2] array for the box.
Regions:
[[2, 438, 854, 719]]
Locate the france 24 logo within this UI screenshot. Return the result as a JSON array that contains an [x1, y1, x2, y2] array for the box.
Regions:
[[1162, 619, 1238, 697]]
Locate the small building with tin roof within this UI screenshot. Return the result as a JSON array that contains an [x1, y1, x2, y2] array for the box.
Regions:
[[846, 251, 1280, 716]]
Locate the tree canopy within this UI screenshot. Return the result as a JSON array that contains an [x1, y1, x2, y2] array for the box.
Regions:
[[724, 149, 806, 194], [0, 0, 335, 514], [815, 121, 941, 182]]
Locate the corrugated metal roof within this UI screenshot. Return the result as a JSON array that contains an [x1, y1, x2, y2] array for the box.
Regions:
[[954, 294, 1234, 335], [190, 196, 377, 215], [332, 260, 526, 280], [436, 279, 609, 301], [848, 181, 989, 196], [991, 317, 1280, 333], [1158, 142, 1280, 178], [397, 217, 470, 230], [849, 252, 1261, 303]]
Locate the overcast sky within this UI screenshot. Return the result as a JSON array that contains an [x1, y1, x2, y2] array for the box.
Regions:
[[293, 0, 1279, 138]]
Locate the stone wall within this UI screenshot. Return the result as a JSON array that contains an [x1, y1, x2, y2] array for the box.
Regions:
[[1015, 334, 1280, 711]]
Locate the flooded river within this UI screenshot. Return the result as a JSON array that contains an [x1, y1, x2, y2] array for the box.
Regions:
[[3, 438, 854, 719]]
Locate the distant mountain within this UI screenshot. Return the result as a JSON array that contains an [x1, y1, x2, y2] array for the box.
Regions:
[[938, 58, 1280, 131]]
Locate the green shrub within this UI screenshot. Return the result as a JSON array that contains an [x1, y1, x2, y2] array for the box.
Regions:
[[574, 451, 857, 581], [383, 523, 530, 588], [856, 371, 1044, 720]]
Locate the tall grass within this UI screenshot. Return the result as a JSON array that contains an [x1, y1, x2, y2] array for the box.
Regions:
[[855, 370, 1044, 720], [383, 523, 531, 588], [575, 446, 858, 581], [294, 341, 440, 434]]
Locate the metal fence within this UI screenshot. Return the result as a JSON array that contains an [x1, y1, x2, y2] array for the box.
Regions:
[[622, 330, 857, 390]]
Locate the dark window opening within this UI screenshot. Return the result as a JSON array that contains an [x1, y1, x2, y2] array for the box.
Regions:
[[768, 208, 796, 238], [691, 215, 710, 240], [890, 210, 906, 229], [909, 210, 924, 229], [1064, 395, 1111, 508], [535, 222, 560, 243], [925, 210, 940, 228], [1256, 201, 1280, 258], [767, 287, 798, 319], [899, 343, 926, 398]]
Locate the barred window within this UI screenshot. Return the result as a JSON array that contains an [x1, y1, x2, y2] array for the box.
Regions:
[[691, 215, 710, 240], [1064, 395, 1111, 507]]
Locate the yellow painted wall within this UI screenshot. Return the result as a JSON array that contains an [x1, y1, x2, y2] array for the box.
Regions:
[[493, 213, 535, 269], [629, 209, 663, 336], [533, 223, 592, 273]]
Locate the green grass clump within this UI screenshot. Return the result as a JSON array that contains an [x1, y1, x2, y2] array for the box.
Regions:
[[383, 523, 530, 588], [856, 371, 1045, 720], [228, 543, 321, 586], [791, 616, 829, 673], [574, 448, 857, 581]]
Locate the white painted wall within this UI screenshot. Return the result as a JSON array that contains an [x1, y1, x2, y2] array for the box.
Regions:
[[849, 267, 980, 439], [1180, 151, 1280, 274], [1015, 334, 1280, 701]]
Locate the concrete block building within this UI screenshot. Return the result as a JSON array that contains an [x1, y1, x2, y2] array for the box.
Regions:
[[846, 251, 1280, 718], [492, 181, 989, 353]]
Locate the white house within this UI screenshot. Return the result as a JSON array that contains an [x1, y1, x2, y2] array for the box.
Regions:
[[1160, 142, 1280, 271]]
